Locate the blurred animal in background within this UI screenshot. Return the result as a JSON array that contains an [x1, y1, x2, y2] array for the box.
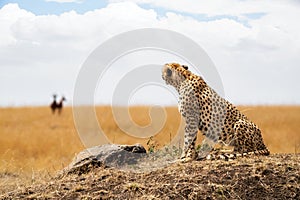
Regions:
[[50, 94, 66, 115], [50, 94, 57, 114]]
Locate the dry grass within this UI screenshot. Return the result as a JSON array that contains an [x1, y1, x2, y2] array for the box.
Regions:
[[0, 105, 299, 193], [2, 154, 299, 199], [95, 106, 182, 148], [0, 107, 83, 173], [239, 106, 300, 154], [0, 107, 83, 193]]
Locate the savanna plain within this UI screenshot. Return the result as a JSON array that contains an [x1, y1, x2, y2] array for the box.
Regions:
[[0, 105, 299, 198]]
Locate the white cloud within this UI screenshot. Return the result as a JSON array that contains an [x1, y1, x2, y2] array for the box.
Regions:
[[0, 4, 34, 46], [0, 1, 300, 106], [109, 0, 297, 16]]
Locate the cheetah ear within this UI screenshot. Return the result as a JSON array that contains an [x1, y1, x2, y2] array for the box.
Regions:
[[182, 65, 188, 70]]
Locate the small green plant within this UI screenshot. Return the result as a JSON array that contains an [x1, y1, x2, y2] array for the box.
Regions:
[[196, 144, 202, 152], [146, 136, 158, 153], [197, 142, 213, 153]]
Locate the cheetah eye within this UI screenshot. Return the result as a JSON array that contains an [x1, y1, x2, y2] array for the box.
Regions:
[[166, 68, 172, 77]]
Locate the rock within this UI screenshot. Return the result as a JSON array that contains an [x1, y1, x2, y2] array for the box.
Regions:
[[62, 144, 147, 175]]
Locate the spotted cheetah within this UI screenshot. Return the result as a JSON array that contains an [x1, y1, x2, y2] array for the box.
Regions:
[[162, 63, 269, 162]]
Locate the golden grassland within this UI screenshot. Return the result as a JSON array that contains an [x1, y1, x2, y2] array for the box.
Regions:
[[0, 105, 299, 177]]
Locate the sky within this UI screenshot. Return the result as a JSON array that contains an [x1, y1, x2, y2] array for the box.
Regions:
[[0, 0, 300, 106]]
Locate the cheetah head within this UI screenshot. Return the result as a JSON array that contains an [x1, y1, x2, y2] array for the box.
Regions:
[[162, 63, 190, 89]]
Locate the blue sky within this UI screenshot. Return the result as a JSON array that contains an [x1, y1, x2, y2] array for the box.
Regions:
[[0, 0, 300, 106], [0, 0, 108, 15], [0, 0, 266, 24]]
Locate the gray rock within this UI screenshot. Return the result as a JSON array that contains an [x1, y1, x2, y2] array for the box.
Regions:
[[62, 144, 147, 175]]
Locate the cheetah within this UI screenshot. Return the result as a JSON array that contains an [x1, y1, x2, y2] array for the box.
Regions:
[[162, 63, 270, 162]]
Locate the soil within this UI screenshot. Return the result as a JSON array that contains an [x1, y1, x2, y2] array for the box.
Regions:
[[1, 154, 299, 200]]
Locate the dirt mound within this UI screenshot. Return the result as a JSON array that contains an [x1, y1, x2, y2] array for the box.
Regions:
[[1, 154, 299, 199]]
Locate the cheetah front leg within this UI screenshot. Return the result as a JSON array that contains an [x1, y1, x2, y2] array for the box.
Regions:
[[180, 116, 198, 162]]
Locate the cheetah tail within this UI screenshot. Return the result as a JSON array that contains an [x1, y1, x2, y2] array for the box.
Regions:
[[204, 148, 270, 161]]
